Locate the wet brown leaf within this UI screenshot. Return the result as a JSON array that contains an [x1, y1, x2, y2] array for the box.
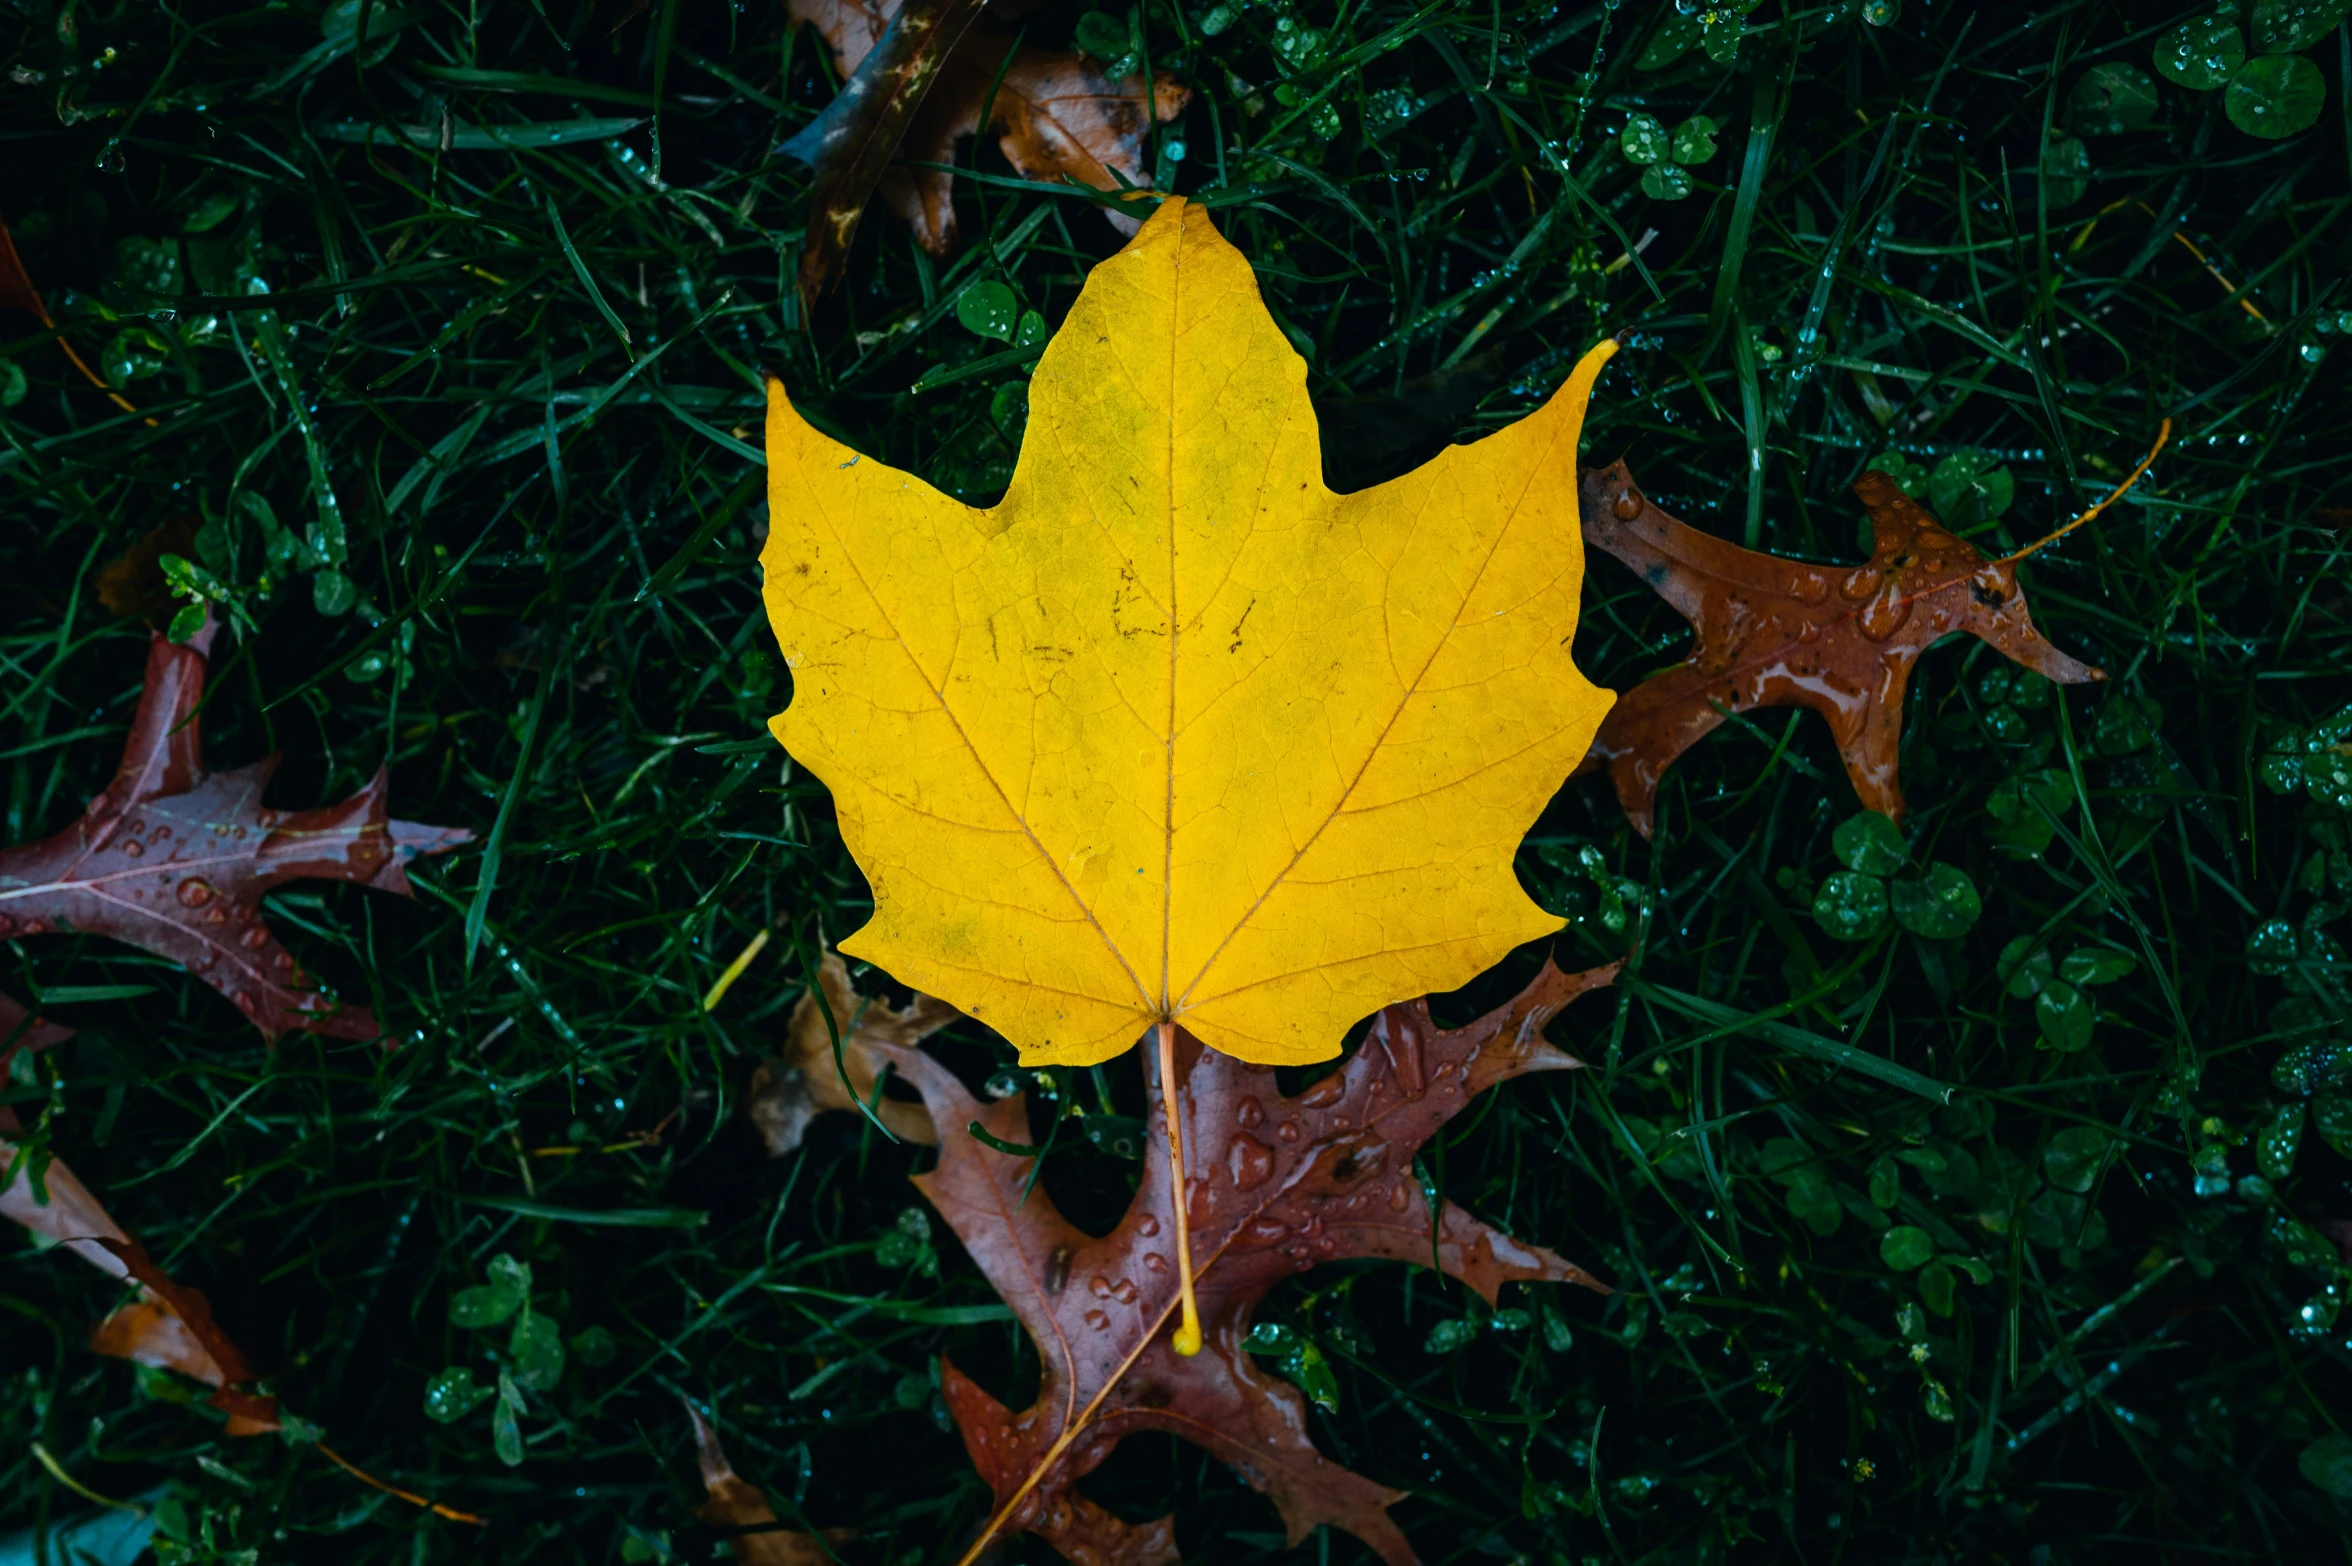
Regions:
[[1578, 462, 2103, 836], [0, 620, 470, 1039], [746, 947, 953, 1156], [878, 960, 1618, 1565], [784, 0, 1187, 293]]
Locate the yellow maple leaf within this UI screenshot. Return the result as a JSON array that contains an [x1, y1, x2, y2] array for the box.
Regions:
[[762, 197, 1615, 1072]]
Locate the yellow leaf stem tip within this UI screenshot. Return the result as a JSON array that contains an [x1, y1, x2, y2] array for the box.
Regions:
[[1157, 1022, 1203, 1357]]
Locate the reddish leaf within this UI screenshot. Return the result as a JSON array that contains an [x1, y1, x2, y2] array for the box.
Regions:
[[683, 1398, 840, 1564], [785, 0, 1188, 292], [746, 947, 953, 1156], [0, 623, 470, 1039], [877, 960, 1617, 1565], [1578, 462, 2103, 836]]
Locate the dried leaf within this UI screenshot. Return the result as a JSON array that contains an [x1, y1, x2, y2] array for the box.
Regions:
[[683, 1398, 839, 1564], [761, 199, 1615, 1068], [95, 514, 203, 621], [877, 959, 1617, 1564], [784, 0, 1188, 290], [93, 1236, 280, 1433], [0, 622, 471, 1039], [781, 0, 992, 298], [746, 947, 954, 1155], [1, 1094, 277, 1433], [1578, 462, 2103, 836]]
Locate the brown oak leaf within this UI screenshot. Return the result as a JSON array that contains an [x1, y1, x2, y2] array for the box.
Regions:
[[785, 0, 1188, 290], [1578, 462, 2103, 836], [876, 959, 1617, 1565], [746, 946, 954, 1156], [0, 621, 470, 1039]]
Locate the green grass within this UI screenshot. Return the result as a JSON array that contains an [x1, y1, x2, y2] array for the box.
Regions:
[[3, 0, 2351, 1561]]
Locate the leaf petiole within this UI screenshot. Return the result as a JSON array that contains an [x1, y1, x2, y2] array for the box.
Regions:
[[1156, 1021, 1203, 1357]]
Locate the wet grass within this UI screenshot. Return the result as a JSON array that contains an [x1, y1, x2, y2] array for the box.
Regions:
[[3, 0, 2351, 1561]]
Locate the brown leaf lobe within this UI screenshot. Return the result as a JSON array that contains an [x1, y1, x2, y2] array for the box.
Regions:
[[1578, 461, 2102, 835]]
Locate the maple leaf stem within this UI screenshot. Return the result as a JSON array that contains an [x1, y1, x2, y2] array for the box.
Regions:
[[1989, 419, 2172, 569], [1156, 1020, 1203, 1359]]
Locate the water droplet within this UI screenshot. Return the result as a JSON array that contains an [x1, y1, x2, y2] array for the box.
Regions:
[[1299, 1075, 1345, 1108], [1276, 1120, 1301, 1142], [1143, 1252, 1168, 1272], [1234, 1096, 1263, 1128], [177, 878, 215, 908], [235, 992, 259, 1014], [1089, 1274, 1113, 1297], [1245, 1216, 1290, 1243], [1083, 1309, 1110, 1331], [1111, 1278, 1138, 1304], [1136, 1214, 1160, 1237], [1840, 566, 1881, 601], [1788, 569, 1831, 606], [241, 925, 270, 950], [121, 837, 143, 857], [1388, 1180, 1412, 1212], [152, 825, 170, 840], [1859, 587, 1913, 641], [1611, 487, 1642, 521], [1229, 1136, 1274, 1190]]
